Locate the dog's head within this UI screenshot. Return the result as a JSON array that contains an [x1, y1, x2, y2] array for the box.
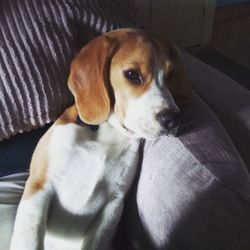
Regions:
[[68, 28, 191, 139]]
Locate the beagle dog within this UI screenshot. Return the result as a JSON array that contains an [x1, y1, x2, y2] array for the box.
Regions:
[[10, 28, 191, 250]]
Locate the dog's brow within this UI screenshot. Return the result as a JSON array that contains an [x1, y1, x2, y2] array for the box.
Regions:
[[123, 62, 140, 69], [165, 60, 173, 70], [154, 69, 165, 88]]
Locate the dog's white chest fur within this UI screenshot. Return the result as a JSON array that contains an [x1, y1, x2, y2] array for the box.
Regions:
[[49, 123, 139, 213], [44, 122, 140, 248]]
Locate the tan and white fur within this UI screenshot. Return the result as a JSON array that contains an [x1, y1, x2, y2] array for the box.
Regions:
[[10, 28, 191, 250]]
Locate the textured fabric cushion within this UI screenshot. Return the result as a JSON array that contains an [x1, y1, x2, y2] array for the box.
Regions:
[[0, 0, 138, 141], [119, 92, 250, 250], [182, 52, 250, 169]]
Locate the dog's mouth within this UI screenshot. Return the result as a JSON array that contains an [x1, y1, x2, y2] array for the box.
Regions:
[[160, 126, 179, 137], [122, 123, 178, 139], [122, 124, 136, 136], [121, 120, 180, 139]]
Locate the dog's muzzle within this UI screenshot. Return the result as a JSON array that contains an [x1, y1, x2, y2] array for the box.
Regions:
[[156, 109, 181, 136]]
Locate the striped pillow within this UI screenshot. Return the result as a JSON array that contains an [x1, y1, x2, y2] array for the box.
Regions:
[[0, 0, 138, 141]]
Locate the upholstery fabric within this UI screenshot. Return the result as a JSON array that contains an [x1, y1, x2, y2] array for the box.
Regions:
[[0, 0, 138, 141], [120, 92, 250, 250], [182, 51, 250, 169]]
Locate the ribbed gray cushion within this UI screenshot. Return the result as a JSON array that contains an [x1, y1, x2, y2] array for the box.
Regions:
[[0, 0, 137, 141]]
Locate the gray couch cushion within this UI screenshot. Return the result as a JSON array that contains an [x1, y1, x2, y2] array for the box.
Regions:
[[121, 92, 250, 250], [0, 0, 137, 141], [182, 52, 250, 169]]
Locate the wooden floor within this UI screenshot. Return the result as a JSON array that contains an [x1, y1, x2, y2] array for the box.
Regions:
[[210, 2, 250, 70], [188, 2, 250, 89]]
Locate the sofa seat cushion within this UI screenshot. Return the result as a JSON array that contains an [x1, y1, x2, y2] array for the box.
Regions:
[[120, 92, 250, 250]]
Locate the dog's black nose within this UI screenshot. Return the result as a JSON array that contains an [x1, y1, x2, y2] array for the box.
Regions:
[[156, 109, 181, 131]]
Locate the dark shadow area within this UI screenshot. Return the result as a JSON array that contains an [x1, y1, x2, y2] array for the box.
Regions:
[[115, 177, 250, 250], [114, 93, 250, 250], [188, 48, 250, 90], [0, 123, 51, 177], [114, 139, 156, 250]]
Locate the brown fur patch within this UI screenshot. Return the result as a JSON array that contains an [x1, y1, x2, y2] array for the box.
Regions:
[[23, 105, 83, 199], [167, 42, 192, 107], [22, 127, 54, 199], [107, 30, 157, 121], [68, 36, 116, 125], [146, 32, 192, 107], [109, 30, 154, 97], [56, 105, 79, 125]]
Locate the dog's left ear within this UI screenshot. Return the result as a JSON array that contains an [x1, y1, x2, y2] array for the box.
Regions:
[[68, 35, 116, 124], [167, 42, 192, 108]]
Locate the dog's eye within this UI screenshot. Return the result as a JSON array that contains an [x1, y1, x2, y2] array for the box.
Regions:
[[123, 69, 142, 84], [167, 70, 174, 80]]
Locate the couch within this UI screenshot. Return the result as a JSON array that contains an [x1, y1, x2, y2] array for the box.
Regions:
[[0, 1, 250, 250]]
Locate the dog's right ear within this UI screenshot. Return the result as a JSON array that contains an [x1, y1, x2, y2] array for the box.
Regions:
[[146, 31, 192, 108], [68, 35, 116, 124]]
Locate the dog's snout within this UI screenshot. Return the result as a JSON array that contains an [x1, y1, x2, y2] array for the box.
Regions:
[[156, 109, 181, 131]]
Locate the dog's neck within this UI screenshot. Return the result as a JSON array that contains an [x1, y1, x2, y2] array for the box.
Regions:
[[75, 112, 140, 140], [106, 113, 140, 139], [76, 115, 99, 132]]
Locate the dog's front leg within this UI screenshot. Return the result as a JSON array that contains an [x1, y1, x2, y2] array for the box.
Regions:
[[10, 179, 53, 250], [81, 195, 124, 250]]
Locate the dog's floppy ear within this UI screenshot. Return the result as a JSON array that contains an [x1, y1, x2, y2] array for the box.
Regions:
[[68, 35, 116, 124], [167, 42, 192, 108]]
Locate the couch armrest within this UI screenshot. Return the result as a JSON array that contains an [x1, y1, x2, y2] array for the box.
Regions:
[[182, 51, 250, 169], [118, 92, 250, 250]]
